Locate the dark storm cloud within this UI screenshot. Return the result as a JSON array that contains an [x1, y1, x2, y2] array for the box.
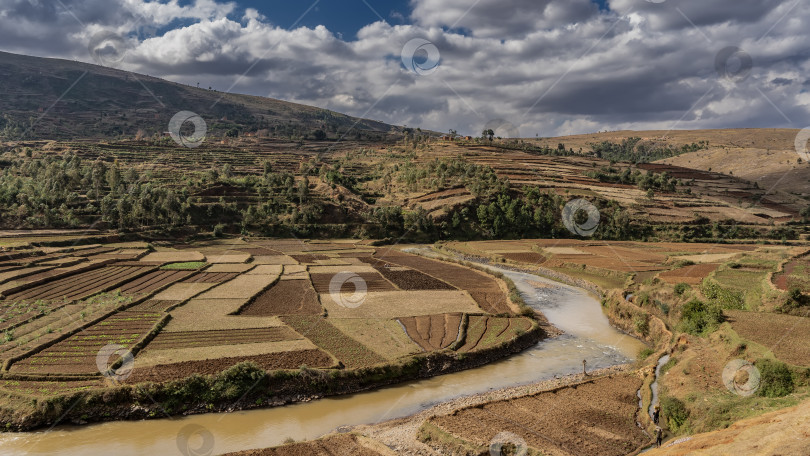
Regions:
[[0, 0, 807, 136]]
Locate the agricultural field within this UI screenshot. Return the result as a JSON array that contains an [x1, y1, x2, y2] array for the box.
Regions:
[[0, 236, 532, 412], [422, 374, 647, 456], [726, 311, 810, 367], [772, 252, 810, 292]]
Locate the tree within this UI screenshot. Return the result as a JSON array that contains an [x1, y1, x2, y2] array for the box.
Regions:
[[312, 129, 327, 140]]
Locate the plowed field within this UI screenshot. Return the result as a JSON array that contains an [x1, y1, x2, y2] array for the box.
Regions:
[[126, 349, 333, 383], [399, 313, 462, 351], [10, 311, 163, 375], [239, 279, 321, 316], [3, 266, 152, 302], [144, 327, 300, 350], [726, 310, 810, 366], [310, 272, 396, 293], [427, 374, 647, 456], [459, 316, 534, 352], [371, 251, 512, 314], [116, 270, 193, 295]]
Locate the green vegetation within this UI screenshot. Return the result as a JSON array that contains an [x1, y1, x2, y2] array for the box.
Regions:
[[673, 282, 690, 296], [589, 137, 708, 163], [755, 359, 795, 398], [661, 395, 690, 433], [679, 299, 724, 336]]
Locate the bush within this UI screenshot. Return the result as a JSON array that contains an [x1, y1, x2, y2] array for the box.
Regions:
[[673, 282, 690, 296], [638, 347, 654, 361], [755, 359, 794, 398], [679, 299, 723, 336], [634, 313, 650, 338], [661, 396, 690, 432], [213, 223, 224, 237]]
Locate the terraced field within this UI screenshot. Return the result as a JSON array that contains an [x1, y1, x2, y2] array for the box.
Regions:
[[423, 374, 647, 456], [9, 310, 163, 375], [0, 238, 538, 431]]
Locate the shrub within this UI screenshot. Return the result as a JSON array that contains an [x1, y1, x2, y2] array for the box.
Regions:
[[634, 313, 650, 338], [638, 347, 654, 361], [673, 282, 690, 296], [213, 223, 225, 237], [661, 396, 690, 432], [755, 359, 794, 398], [679, 299, 723, 336]]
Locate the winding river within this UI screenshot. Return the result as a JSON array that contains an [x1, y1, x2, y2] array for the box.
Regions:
[[0, 260, 645, 456]]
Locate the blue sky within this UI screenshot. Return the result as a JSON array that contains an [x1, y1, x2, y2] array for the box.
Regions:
[[190, 0, 611, 38]]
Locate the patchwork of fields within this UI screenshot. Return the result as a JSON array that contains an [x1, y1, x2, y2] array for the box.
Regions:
[[0, 238, 534, 398]]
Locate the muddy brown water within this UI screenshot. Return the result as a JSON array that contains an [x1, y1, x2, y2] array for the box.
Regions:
[[0, 261, 645, 456]]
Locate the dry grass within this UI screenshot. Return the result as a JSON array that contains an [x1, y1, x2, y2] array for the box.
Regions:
[[197, 273, 279, 299], [678, 252, 742, 263], [283, 265, 308, 274], [165, 301, 285, 331], [141, 251, 205, 263], [242, 265, 283, 276], [308, 265, 378, 274], [206, 263, 255, 273], [205, 253, 252, 264], [320, 290, 481, 319], [252, 255, 299, 265], [151, 282, 217, 301], [329, 318, 423, 360]]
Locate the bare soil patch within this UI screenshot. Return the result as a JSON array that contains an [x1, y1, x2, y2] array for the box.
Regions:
[[427, 374, 646, 456], [374, 267, 455, 290], [726, 310, 810, 366], [310, 272, 396, 293], [659, 263, 720, 285], [458, 316, 533, 352], [399, 313, 462, 351], [239, 279, 321, 316]]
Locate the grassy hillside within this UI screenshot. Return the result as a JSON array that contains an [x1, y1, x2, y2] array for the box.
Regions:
[[0, 51, 400, 141]]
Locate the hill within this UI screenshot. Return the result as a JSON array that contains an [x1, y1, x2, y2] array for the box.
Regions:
[[0, 51, 400, 141]]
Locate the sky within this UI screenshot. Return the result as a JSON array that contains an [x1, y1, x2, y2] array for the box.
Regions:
[[1, 0, 808, 137]]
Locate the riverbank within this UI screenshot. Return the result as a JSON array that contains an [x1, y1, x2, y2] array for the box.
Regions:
[[240, 364, 640, 456]]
